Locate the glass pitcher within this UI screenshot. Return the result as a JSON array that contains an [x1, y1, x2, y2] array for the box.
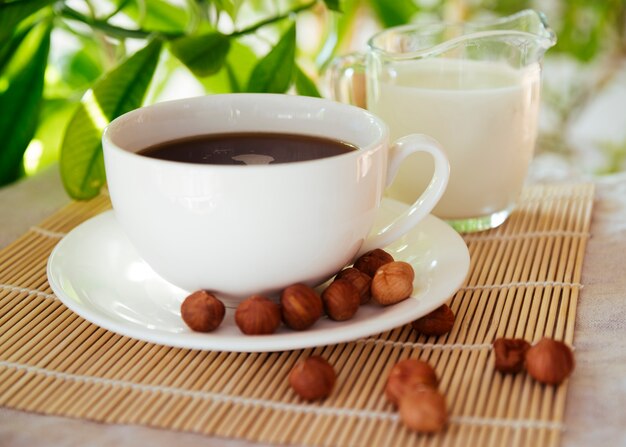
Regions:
[[330, 10, 556, 232]]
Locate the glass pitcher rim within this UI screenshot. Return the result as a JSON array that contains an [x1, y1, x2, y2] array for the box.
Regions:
[[367, 9, 556, 60]]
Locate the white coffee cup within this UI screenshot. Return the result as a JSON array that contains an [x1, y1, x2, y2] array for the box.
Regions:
[[102, 94, 449, 299]]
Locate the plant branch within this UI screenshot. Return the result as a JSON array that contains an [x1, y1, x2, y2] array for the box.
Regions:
[[230, 0, 317, 37], [58, 0, 318, 42], [57, 5, 183, 40], [103, 0, 133, 21]]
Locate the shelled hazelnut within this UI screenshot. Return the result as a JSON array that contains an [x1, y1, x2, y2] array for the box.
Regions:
[[411, 304, 455, 336], [525, 338, 575, 385], [385, 359, 439, 406], [235, 295, 281, 335], [398, 388, 448, 434], [385, 358, 448, 434], [335, 267, 372, 304], [280, 284, 323, 330], [179, 247, 419, 336], [371, 261, 415, 305], [180, 290, 225, 332], [321, 279, 360, 321], [288, 356, 336, 401], [354, 248, 394, 277]]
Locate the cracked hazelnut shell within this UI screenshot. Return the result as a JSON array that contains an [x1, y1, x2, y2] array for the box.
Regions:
[[411, 304, 455, 336], [493, 338, 531, 374]]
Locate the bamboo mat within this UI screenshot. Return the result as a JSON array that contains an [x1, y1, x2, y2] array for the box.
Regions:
[[0, 183, 594, 447]]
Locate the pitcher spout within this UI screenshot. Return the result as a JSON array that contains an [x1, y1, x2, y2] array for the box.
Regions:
[[369, 9, 556, 67], [487, 9, 557, 54]]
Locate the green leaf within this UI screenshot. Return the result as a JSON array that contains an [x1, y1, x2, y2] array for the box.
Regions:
[[170, 32, 231, 77], [323, 0, 342, 12], [60, 43, 105, 91], [213, 0, 243, 21], [24, 98, 76, 175], [199, 39, 257, 93], [60, 40, 163, 199], [0, 22, 33, 74], [121, 0, 190, 33], [316, 0, 359, 68], [597, 138, 626, 175], [43, 30, 106, 100], [246, 23, 296, 93], [0, 0, 55, 41], [367, 0, 418, 27], [294, 65, 321, 97], [551, 0, 613, 62], [0, 21, 50, 185]]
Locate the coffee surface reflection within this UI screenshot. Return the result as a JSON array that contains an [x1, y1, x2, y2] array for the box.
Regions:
[[137, 132, 358, 165]]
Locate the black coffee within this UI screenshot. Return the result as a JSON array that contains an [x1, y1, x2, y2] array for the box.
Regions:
[[137, 132, 357, 165]]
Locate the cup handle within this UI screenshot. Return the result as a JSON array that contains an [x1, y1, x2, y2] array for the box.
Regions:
[[327, 52, 367, 108], [357, 134, 450, 257]]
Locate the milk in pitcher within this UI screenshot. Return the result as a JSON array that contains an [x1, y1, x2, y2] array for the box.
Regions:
[[369, 58, 541, 221]]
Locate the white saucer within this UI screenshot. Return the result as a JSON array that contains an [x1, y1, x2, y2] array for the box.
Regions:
[[47, 199, 470, 352]]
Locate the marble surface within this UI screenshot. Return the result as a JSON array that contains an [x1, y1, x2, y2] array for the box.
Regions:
[[0, 166, 70, 249], [1, 165, 625, 446]]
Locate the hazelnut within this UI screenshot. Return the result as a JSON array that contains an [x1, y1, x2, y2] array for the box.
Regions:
[[322, 279, 360, 321], [385, 359, 438, 406], [371, 261, 414, 305], [288, 356, 336, 401], [398, 388, 448, 433], [235, 295, 281, 335], [335, 267, 372, 304], [525, 338, 575, 385], [280, 284, 323, 330], [354, 248, 394, 277], [492, 338, 530, 374], [411, 304, 455, 336], [180, 290, 225, 332]]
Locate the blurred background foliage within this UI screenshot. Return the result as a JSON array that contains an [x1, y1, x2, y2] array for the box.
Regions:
[[1, 0, 625, 198]]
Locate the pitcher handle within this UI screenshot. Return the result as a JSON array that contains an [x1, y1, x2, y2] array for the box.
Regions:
[[327, 52, 367, 108]]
